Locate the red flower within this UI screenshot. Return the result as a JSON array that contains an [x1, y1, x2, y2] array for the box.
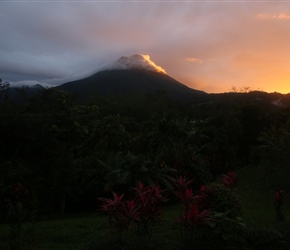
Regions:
[[9, 183, 29, 203], [195, 185, 212, 209], [124, 199, 140, 222], [175, 176, 194, 190], [199, 185, 208, 194], [174, 176, 195, 205], [274, 189, 284, 207], [274, 189, 285, 222], [133, 182, 167, 225], [137, 181, 144, 191], [176, 188, 194, 204], [98, 192, 124, 214], [179, 204, 211, 226], [222, 171, 237, 189]]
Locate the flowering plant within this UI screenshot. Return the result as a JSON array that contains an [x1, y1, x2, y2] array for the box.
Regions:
[[274, 189, 284, 222], [174, 176, 211, 244], [222, 171, 238, 189], [99, 181, 167, 236]]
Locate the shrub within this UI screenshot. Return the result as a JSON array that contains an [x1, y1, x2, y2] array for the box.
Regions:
[[98, 182, 167, 238], [174, 176, 211, 246], [274, 189, 285, 222], [4, 182, 37, 250], [173, 172, 243, 248], [243, 227, 288, 250], [207, 183, 242, 218], [222, 171, 238, 189]]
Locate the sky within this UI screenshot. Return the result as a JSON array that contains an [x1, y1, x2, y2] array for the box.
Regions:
[[1, 1, 290, 94]]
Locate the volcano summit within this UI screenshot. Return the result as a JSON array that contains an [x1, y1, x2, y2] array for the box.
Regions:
[[101, 54, 167, 74], [57, 54, 205, 101]]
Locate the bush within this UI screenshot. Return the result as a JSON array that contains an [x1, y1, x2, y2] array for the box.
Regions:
[[207, 183, 242, 217], [98, 182, 167, 237], [242, 227, 288, 250]]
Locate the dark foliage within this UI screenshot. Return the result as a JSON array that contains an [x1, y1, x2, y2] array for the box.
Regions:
[[0, 86, 290, 220]]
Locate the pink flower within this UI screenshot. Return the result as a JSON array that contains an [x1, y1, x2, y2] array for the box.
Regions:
[[274, 189, 284, 207], [179, 204, 211, 226], [222, 171, 237, 189], [175, 176, 194, 190], [195, 185, 212, 209], [98, 192, 124, 214], [124, 199, 140, 222]]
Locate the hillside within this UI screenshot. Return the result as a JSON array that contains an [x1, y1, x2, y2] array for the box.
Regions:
[[57, 69, 207, 102]]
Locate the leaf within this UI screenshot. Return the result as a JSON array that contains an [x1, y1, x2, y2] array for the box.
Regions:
[[207, 219, 217, 228], [139, 166, 149, 172], [82, 127, 89, 135], [238, 222, 247, 228], [222, 233, 231, 240], [222, 220, 233, 232]]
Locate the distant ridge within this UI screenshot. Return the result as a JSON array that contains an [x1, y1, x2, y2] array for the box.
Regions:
[[0, 84, 45, 103]]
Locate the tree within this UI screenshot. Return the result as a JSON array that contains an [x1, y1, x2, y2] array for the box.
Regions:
[[258, 123, 290, 191], [0, 78, 10, 102]]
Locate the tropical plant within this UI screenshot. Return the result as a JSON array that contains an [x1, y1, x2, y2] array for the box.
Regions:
[[5, 182, 37, 250], [99, 182, 167, 238], [258, 124, 290, 191], [133, 182, 167, 236], [206, 183, 242, 218], [274, 189, 285, 222], [99, 192, 138, 235], [222, 171, 238, 189], [174, 176, 211, 246], [207, 211, 246, 242]]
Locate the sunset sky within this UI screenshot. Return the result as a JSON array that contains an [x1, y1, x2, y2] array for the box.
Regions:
[[1, 1, 290, 93]]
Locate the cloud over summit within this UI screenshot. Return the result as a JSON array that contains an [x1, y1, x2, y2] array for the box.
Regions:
[[102, 54, 166, 74]]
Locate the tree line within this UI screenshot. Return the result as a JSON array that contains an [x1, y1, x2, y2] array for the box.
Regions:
[[0, 87, 289, 220]]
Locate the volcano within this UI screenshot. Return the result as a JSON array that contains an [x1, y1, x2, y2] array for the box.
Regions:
[[57, 54, 206, 101]]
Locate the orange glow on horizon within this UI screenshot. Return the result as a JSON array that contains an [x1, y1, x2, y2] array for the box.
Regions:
[[176, 72, 290, 94], [180, 51, 290, 94]]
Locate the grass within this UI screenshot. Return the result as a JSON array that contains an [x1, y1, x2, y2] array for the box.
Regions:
[[0, 213, 109, 250], [237, 164, 290, 228], [1, 164, 290, 249], [0, 205, 182, 250], [35, 215, 107, 249]]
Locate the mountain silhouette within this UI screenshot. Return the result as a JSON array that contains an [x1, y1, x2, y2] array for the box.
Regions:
[[0, 84, 45, 103], [56, 54, 207, 102], [57, 68, 206, 102]]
